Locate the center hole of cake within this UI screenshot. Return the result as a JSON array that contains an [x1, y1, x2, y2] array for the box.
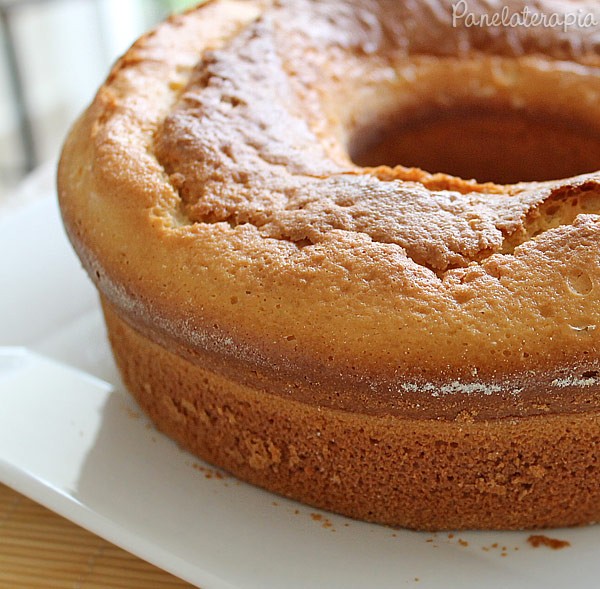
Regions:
[[349, 107, 600, 185]]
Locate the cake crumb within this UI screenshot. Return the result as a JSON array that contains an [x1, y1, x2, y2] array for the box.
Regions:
[[310, 512, 334, 529], [480, 542, 520, 556], [458, 539, 468, 547], [192, 462, 228, 480], [527, 535, 571, 550]]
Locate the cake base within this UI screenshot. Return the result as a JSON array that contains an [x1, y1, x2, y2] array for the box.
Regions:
[[102, 299, 600, 531]]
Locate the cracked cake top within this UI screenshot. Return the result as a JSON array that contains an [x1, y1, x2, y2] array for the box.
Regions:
[[59, 0, 600, 420]]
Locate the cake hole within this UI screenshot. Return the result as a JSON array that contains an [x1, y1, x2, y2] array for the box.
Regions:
[[566, 271, 594, 296], [293, 238, 314, 249], [349, 107, 600, 184], [569, 321, 597, 332]]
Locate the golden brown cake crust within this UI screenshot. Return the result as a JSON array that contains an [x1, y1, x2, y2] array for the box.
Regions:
[[58, 0, 600, 529], [103, 298, 600, 530]]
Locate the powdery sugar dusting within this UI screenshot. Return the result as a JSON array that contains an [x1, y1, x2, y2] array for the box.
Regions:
[[401, 381, 503, 397], [551, 376, 597, 388]]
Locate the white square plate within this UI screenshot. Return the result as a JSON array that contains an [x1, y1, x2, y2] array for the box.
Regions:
[[1, 173, 599, 588]]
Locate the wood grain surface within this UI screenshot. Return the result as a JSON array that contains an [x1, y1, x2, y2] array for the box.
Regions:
[[0, 484, 194, 588]]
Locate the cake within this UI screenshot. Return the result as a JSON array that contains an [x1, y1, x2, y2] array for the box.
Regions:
[[58, 0, 600, 530]]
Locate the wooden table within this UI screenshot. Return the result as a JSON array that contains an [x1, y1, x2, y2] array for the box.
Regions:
[[0, 484, 194, 588]]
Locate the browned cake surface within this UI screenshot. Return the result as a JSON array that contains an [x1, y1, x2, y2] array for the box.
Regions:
[[102, 297, 600, 530], [58, 0, 600, 529]]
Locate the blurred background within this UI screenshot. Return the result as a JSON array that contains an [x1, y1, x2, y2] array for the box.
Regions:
[[0, 0, 197, 198]]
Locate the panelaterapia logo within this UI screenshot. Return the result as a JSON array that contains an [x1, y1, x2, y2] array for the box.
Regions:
[[451, 0, 598, 33]]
